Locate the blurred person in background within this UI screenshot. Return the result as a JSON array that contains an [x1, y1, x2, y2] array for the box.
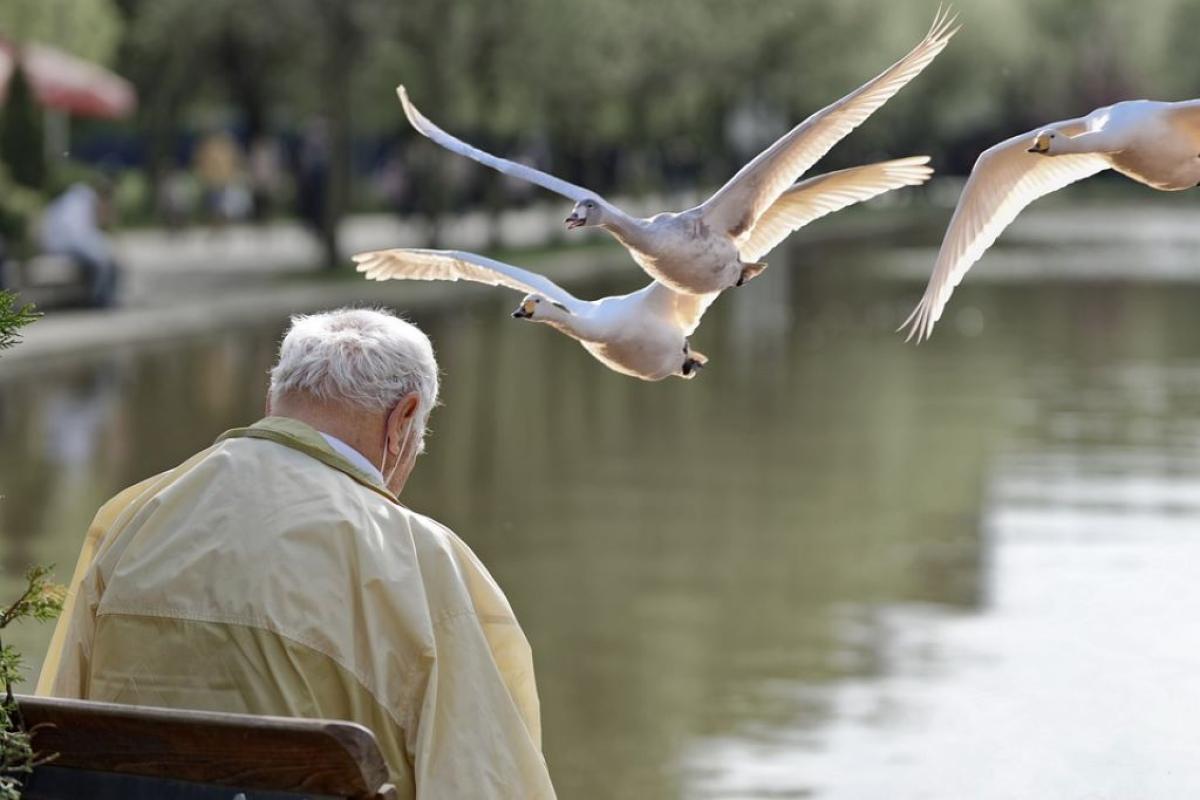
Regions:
[[373, 146, 412, 213], [39, 179, 120, 308], [194, 130, 249, 225], [36, 308, 557, 799], [295, 118, 330, 236], [249, 136, 286, 221], [159, 167, 200, 231]]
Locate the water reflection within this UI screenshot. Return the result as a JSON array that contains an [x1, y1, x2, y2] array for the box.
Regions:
[[3, 234, 1200, 798]]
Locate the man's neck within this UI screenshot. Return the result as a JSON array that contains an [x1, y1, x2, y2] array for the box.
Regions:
[[317, 432, 386, 485], [269, 397, 385, 471]]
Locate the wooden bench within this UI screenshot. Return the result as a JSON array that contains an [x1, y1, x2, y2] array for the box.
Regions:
[[16, 695, 398, 799], [0, 255, 93, 309]]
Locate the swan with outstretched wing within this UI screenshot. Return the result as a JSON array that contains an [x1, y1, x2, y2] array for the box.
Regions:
[[903, 98, 1200, 342]]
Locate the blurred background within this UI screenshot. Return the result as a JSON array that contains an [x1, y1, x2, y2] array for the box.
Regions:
[[4, 0, 1200, 798], [3, 0, 1200, 271]]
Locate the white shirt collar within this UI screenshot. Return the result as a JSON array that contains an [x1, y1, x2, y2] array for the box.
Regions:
[[318, 432, 385, 485]]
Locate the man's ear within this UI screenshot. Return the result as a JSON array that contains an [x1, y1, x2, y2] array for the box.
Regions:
[[385, 392, 421, 455]]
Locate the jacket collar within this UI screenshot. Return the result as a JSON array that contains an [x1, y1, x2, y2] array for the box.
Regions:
[[217, 416, 399, 503]]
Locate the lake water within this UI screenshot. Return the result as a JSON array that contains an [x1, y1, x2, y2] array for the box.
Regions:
[[3, 215, 1200, 799]]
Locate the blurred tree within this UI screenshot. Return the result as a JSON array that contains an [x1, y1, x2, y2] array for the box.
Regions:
[[0, 164, 44, 259], [308, 0, 366, 268], [0, 0, 123, 65], [0, 67, 45, 190], [83, 0, 1200, 235], [116, 0, 239, 218], [116, 0, 400, 263]]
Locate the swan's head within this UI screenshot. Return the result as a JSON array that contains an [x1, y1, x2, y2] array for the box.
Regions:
[[564, 198, 603, 230], [511, 294, 572, 322], [1027, 130, 1058, 155]]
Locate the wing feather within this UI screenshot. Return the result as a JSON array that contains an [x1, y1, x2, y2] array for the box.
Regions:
[[901, 121, 1110, 342], [737, 156, 932, 262], [352, 248, 585, 313], [700, 8, 958, 236], [397, 85, 597, 204]]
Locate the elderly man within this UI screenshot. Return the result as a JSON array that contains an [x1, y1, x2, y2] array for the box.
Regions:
[[37, 308, 556, 798]]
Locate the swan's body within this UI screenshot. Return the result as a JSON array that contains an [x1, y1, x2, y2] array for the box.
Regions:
[[397, 9, 956, 295], [610, 210, 743, 294], [353, 248, 716, 381], [1102, 101, 1200, 189], [572, 283, 714, 380], [904, 98, 1200, 342]]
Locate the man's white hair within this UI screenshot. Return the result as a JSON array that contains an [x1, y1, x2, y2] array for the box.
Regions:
[[269, 308, 440, 442]]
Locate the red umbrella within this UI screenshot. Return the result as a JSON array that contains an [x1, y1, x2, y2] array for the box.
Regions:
[[0, 39, 136, 119]]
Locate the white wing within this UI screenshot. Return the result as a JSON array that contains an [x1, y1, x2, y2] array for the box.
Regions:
[[643, 283, 720, 336], [699, 8, 958, 237], [737, 156, 933, 262], [353, 248, 586, 313], [397, 85, 598, 204], [901, 119, 1110, 342]]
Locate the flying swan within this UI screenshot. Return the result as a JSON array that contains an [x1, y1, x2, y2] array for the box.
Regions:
[[395, 8, 957, 296], [903, 98, 1200, 342], [355, 248, 716, 381]]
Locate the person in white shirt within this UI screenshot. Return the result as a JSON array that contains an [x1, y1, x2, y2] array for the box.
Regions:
[[39, 181, 119, 307]]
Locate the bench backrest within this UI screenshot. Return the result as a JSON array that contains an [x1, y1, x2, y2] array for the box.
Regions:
[[16, 694, 397, 799]]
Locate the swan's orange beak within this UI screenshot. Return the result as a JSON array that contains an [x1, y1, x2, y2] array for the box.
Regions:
[[564, 213, 585, 230]]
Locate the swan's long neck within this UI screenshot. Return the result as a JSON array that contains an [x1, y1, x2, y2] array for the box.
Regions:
[[600, 207, 652, 253], [539, 308, 604, 342], [1053, 129, 1124, 156]]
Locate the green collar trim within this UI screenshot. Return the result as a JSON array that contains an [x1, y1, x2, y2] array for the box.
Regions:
[[217, 417, 398, 503]]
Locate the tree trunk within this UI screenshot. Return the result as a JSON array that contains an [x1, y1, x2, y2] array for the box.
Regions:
[[317, 2, 357, 269]]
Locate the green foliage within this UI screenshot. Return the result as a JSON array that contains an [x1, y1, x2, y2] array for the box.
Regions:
[[0, 67, 45, 191], [43, 160, 104, 200], [0, 567, 64, 800], [0, 701, 43, 800], [0, 0, 123, 66], [0, 165, 44, 258], [0, 293, 39, 353], [0, 568, 65, 631]]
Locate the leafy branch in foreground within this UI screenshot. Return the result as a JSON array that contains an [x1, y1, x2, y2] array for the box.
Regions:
[[0, 294, 39, 353], [0, 567, 65, 800]]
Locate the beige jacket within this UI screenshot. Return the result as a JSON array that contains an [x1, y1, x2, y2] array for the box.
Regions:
[[36, 417, 556, 799]]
